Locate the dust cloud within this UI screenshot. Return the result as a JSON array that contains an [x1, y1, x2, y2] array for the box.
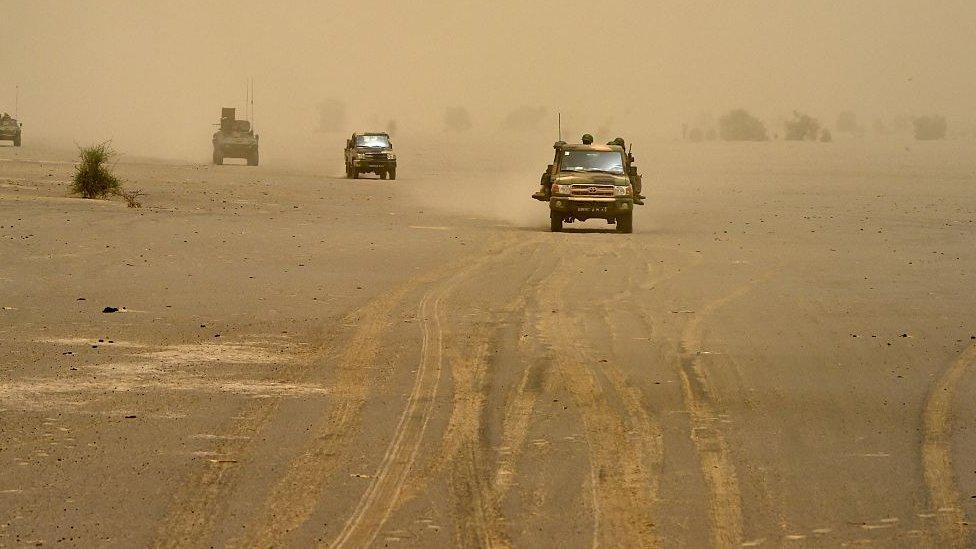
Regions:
[[3, 1, 976, 162]]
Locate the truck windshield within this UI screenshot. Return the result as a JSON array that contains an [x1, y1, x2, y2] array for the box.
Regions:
[[356, 135, 391, 148], [560, 151, 624, 174]]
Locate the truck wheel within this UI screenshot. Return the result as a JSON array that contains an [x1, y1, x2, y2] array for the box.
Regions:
[[389, 168, 397, 180], [616, 213, 633, 234], [380, 171, 388, 180], [345, 163, 351, 178], [550, 211, 563, 232], [352, 167, 359, 179], [13, 135, 21, 147], [213, 150, 223, 165], [247, 151, 259, 166]]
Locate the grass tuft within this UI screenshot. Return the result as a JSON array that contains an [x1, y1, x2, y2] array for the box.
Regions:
[[72, 142, 121, 199], [112, 187, 145, 208]]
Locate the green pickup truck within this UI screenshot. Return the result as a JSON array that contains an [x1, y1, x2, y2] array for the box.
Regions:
[[534, 143, 642, 233], [0, 115, 22, 147]]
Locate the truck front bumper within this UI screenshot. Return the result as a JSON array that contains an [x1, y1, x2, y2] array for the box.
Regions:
[[354, 159, 396, 170], [549, 196, 634, 218], [217, 144, 257, 157]]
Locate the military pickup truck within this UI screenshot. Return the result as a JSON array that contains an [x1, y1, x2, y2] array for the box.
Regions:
[[212, 107, 259, 166], [0, 115, 22, 147], [345, 132, 396, 180], [535, 143, 640, 233]]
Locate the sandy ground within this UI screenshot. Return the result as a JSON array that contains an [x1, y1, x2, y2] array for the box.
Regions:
[[1, 138, 974, 548]]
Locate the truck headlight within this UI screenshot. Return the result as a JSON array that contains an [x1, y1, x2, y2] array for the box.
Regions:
[[551, 184, 570, 195], [387, 153, 396, 160], [614, 186, 633, 197], [356, 153, 365, 160]]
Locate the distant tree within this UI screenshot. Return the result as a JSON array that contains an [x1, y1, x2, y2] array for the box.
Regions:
[[718, 109, 768, 141], [688, 128, 704, 142], [784, 111, 821, 141], [913, 115, 947, 140], [705, 128, 718, 141], [836, 111, 862, 135], [445, 107, 472, 132], [820, 128, 833, 142]]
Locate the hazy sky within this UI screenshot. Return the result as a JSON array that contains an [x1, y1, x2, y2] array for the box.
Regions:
[[3, 1, 975, 157]]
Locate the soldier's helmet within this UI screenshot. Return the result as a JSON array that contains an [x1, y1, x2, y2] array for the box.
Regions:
[[612, 137, 625, 147], [582, 134, 594, 145]]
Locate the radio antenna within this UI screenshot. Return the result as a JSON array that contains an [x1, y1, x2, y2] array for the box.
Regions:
[[557, 112, 562, 142], [14, 85, 19, 118]]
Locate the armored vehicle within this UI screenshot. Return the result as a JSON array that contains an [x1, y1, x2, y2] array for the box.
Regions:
[[345, 132, 396, 179], [534, 143, 641, 233], [0, 114, 22, 147], [212, 107, 259, 166]]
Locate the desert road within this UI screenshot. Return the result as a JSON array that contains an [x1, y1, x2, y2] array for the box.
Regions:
[[1, 140, 973, 547]]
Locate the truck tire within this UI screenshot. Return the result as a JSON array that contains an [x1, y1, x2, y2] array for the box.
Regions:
[[13, 135, 21, 147], [352, 167, 359, 179], [389, 167, 396, 180], [616, 213, 633, 234], [380, 171, 388, 180], [247, 151, 259, 166], [550, 211, 563, 232], [213, 149, 223, 165], [345, 163, 351, 178]]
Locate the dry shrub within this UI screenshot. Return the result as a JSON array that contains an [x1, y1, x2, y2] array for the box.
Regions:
[[718, 109, 768, 141], [71, 142, 143, 207], [785, 111, 821, 141], [112, 188, 145, 208], [913, 115, 947, 140], [72, 142, 121, 198]]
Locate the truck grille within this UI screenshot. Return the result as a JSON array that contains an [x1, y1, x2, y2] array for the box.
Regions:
[[570, 185, 615, 197], [365, 152, 389, 159]]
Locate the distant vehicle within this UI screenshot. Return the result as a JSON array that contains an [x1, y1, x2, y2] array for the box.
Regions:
[[0, 115, 22, 147], [345, 132, 397, 180], [212, 107, 259, 166], [535, 142, 641, 233]]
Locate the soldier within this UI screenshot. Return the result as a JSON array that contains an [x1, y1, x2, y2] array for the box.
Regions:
[[532, 140, 566, 201], [582, 133, 594, 145], [606, 136, 645, 204]]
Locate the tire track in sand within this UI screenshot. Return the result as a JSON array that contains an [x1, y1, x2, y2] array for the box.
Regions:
[[154, 285, 413, 548], [676, 283, 759, 548], [921, 343, 976, 548], [441, 340, 506, 548], [433, 251, 554, 548], [534, 251, 662, 549], [327, 240, 528, 548], [233, 282, 420, 548], [327, 270, 458, 547]]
